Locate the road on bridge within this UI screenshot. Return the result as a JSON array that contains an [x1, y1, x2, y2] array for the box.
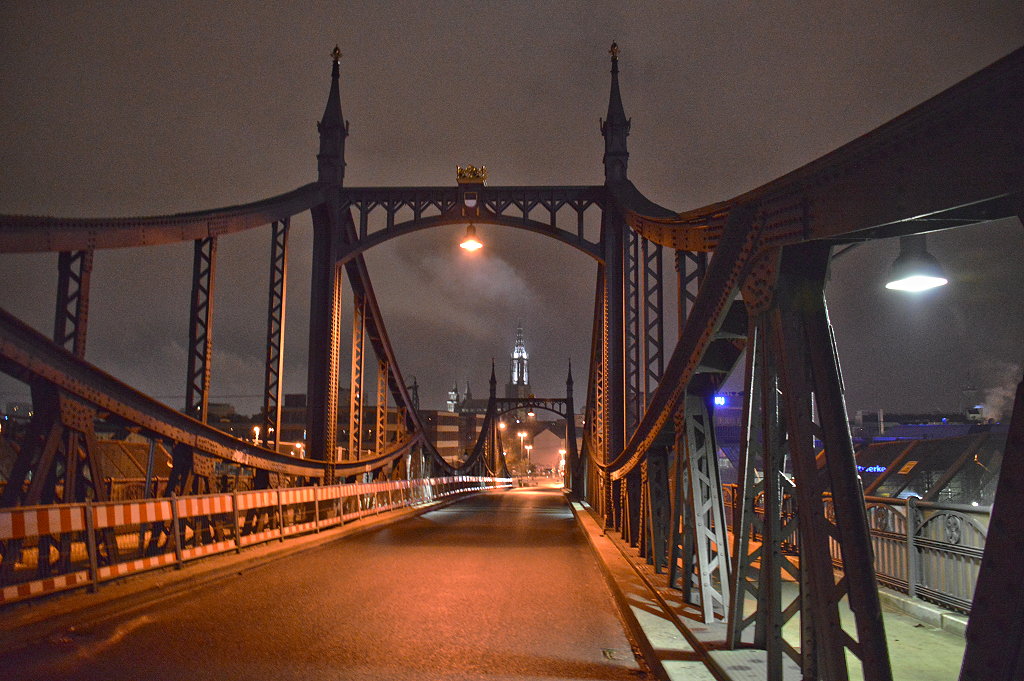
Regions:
[[3, 486, 648, 680]]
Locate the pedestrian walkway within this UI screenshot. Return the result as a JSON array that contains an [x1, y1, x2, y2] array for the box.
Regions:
[[570, 500, 968, 681]]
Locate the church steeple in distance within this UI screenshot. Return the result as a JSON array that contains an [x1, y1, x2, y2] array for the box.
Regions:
[[506, 322, 530, 399]]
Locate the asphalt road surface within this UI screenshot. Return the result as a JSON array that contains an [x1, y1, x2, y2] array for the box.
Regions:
[[3, 486, 648, 680]]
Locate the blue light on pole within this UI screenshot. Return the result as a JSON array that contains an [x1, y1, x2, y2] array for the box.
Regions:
[[713, 395, 726, 407]]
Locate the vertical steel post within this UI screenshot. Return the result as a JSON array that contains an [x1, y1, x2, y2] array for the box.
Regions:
[[348, 293, 366, 461], [641, 237, 664, 406], [84, 499, 98, 592], [262, 218, 289, 449], [306, 207, 344, 476], [625, 228, 641, 435], [602, 206, 626, 482], [772, 242, 893, 681], [185, 237, 217, 423], [376, 359, 388, 456], [54, 249, 94, 358], [906, 496, 918, 599], [681, 392, 731, 623]]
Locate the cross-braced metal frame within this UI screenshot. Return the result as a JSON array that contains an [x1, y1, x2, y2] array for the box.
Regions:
[[262, 218, 289, 449], [185, 236, 217, 423]]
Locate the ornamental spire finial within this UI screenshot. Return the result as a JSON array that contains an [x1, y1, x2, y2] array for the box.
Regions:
[[609, 41, 620, 60], [332, 45, 342, 63]]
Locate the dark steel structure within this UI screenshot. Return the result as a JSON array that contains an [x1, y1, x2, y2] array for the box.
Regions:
[[1, 42, 1022, 681]]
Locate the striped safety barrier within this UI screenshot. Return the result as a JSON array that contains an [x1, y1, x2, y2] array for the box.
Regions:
[[0, 476, 512, 606]]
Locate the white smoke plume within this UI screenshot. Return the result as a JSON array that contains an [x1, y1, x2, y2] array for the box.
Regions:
[[983, 363, 1022, 422]]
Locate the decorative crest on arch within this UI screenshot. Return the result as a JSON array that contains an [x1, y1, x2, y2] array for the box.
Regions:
[[456, 165, 488, 184]]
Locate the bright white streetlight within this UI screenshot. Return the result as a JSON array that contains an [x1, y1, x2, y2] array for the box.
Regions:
[[886, 235, 948, 292]]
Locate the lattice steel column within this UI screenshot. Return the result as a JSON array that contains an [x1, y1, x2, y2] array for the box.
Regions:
[[726, 319, 803, 680], [644, 445, 670, 572], [675, 249, 707, 326], [625, 228, 642, 435], [641, 238, 664, 405], [54, 249, 94, 358], [348, 293, 366, 461], [262, 219, 289, 449], [185, 237, 217, 423], [673, 393, 731, 623], [376, 358, 388, 456]]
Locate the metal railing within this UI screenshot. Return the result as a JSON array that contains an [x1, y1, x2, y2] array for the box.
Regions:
[[0, 476, 511, 606], [723, 484, 989, 614]]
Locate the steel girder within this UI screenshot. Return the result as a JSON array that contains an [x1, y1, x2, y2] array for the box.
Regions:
[[184, 237, 217, 423], [335, 185, 604, 264], [262, 219, 289, 450], [53, 249, 93, 358], [493, 397, 571, 419], [0, 309, 325, 480], [0, 184, 325, 254]]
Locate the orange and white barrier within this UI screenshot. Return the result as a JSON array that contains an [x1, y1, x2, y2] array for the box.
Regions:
[[0, 476, 512, 605]]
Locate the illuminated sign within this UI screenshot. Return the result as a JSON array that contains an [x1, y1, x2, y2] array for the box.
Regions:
[[856, 465, 886, 473], [713, 395, 726, 406]]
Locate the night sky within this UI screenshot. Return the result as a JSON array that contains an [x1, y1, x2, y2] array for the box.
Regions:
[[1, 3, 1022, 419]]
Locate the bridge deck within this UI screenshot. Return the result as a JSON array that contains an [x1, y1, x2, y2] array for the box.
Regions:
[[1, 486, 647, 680]]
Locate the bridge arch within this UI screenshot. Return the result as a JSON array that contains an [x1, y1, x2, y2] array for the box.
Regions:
[[333, 200, 605, 266]]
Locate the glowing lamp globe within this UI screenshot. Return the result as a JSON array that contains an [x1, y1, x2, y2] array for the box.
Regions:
[[460, 223, 483, 251]]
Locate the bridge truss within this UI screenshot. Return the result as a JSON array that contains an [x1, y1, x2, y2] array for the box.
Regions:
[[0, 43, 1022, 681]]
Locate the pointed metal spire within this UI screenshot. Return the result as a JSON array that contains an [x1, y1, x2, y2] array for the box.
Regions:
[[566, 358, 574, 387], [600, 41, 631, 182], [317, 45, 349, 185], [489, 359, 497, 398]]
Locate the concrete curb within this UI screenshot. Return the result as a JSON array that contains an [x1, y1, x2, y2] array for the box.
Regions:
[[877, 586, 969, 637], [567, 499, 721, 681], [0, 491, 485, 654]]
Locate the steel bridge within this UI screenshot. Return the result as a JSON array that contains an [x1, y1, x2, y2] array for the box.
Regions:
[[1, 43, 1022, 681]]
